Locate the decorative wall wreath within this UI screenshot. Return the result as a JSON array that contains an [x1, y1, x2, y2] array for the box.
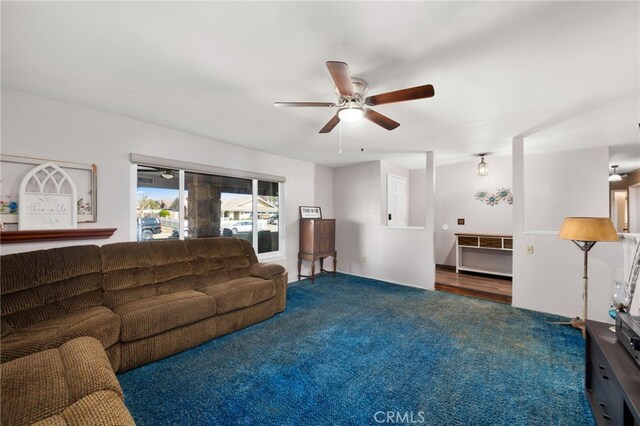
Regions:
[[475, 187, 513, 206]]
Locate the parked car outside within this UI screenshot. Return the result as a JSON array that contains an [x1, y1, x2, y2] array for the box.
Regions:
[[229, 221, 252, 235], [137, 217, 162, 240]]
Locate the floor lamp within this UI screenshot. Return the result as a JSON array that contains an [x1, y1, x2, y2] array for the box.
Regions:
[[558, 217, 619, 334]]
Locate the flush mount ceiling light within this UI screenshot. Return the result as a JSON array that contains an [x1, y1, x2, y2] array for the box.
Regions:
[[477, 153, 488, 176], [337, 103, 364, 123], [609, 165, 622, 182], [337, 106, 364, 123], [161, 170, 175, 180]]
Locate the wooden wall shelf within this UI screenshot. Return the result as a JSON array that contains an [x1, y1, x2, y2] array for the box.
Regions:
[[0, 228, 117, 244]]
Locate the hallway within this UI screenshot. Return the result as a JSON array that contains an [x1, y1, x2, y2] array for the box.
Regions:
[[435, 265, 512, 304]]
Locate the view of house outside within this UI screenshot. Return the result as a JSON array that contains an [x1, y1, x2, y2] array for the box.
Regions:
[[136, 168, 279, 254]]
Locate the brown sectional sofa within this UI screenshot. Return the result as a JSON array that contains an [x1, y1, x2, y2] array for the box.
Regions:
[[1, 237, 288, 425]]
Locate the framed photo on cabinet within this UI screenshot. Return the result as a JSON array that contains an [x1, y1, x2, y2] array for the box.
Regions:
[[299, 206, 322, 219]]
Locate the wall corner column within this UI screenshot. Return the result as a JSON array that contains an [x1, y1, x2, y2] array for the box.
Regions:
[[512, 136, 525, 307], [425, 151, 436, 290]]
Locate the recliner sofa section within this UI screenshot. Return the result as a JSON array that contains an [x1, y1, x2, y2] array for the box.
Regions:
[[1, 337, 135, 425], [100, 238, 287, 371], [1, 237, 287, 425], [1, 244, 122, 369]]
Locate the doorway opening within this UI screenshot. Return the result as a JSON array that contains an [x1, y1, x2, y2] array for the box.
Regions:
[[610, 189, 629, 233]]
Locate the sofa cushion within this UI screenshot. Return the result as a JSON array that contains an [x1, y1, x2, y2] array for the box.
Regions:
[[119, 317, 217, 372], [0, 337, 131, 426], [250, 262, 286, 280], [0, 307, 120, 363], [32, 390, 135, 426], [1, 245, 102, 294], [101, 239, 193, 292], [1, 245, 104, 332], [184, 237, 245, 259], [199, 277, 276, 314], [185, 238, 252, 280], [112, 290, 216, 342]]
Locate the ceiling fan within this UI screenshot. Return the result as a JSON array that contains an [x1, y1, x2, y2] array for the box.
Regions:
[[274, 61, 435, 133], [138, 165, 176, 179]]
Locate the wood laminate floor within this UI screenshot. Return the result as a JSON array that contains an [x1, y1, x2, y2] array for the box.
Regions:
[[435, 265, 512, 304]]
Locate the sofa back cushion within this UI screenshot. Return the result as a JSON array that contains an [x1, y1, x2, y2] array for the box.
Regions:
[[1, 245, 103, 336], [101, 240, 193, 308], [184, 237, 256, 284]]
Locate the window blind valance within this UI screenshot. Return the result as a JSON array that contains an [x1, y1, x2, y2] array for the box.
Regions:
[[130, 154, 286, 183]]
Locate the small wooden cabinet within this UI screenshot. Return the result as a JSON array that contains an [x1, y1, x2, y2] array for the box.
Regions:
[[298, 219, 336, 282], [586, 321, 640, 425]]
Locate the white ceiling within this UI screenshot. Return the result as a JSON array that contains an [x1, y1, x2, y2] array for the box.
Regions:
[[2, 1, 639, 171]]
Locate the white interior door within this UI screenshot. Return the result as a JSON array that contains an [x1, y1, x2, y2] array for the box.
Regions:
[[387, 174, 407, 227]]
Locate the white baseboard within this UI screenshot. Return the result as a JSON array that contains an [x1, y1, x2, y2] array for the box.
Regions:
[[335, 270, 433, 291]]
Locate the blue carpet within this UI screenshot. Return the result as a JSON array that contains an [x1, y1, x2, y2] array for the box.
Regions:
[[118, 273, 594, 425]]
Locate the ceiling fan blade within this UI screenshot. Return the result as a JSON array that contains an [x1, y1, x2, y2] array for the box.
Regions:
[[274, 102, 336, 108], [365, 84, 435, 106], [319, 115, 340, 133], [364, 109, 400, 131], [326, 61, 355, 97]]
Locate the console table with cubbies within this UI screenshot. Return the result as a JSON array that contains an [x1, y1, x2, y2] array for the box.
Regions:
[[455, 233, 513, 277]]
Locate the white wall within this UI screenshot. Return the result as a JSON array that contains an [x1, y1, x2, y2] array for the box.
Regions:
[[524, 147, 608, 231], [628, 184, 640, 233], [513, 144, 624, 323], [409, 168, 426, 227], [434, 155, 513, 265], [333, 157, 435, 289], [0, 88, 333, 281]]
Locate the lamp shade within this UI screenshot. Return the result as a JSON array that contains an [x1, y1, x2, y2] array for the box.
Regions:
[[338, 107, 364, 123], [609, 165, 622, 182], [558, 217, 619, 242], [477, 159, 488, 176], [609, 173, 622, 182]]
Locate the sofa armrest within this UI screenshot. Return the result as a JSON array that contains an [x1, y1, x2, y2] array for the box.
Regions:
[[250, 262, 285, 280]]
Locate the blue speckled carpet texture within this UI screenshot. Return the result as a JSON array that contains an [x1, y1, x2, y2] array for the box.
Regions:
[[118, 273, 594, 425]]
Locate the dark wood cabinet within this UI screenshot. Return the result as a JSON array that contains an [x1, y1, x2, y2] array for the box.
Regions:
[[298, 219, 336, 282], [586, 320, 640, 425]]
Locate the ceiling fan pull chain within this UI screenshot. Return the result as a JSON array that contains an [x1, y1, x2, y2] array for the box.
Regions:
[[339, 121, 343, 154]]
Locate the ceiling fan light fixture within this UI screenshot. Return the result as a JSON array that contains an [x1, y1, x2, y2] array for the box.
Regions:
[[609, 165, 622, 182], [161, 170, 175, 180], [274, 61, 434, 133], [338, 105, 364, 123], [477, 154, 488, 176]]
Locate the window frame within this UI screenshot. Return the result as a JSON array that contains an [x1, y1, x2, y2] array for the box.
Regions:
[[131, 155, 285, 261]]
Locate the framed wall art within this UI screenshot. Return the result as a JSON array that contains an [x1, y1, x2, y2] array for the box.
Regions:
[[18, 162, 78, 230], [1, 155, 97, 224], [300, 206, 322, 219]]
